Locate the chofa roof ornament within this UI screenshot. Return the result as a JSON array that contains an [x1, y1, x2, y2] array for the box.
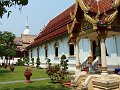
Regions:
[[113, 0, 120, 8], [78, 0, 120, 29]]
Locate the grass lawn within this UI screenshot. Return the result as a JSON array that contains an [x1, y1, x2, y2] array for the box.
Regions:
[[0, 66, 72, 90], [0, 66, 48, 82], [0, 80, 72, 90]]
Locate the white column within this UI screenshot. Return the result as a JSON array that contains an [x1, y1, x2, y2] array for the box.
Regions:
[[75, 38, 81, 76], [101, 38, 109, 80]]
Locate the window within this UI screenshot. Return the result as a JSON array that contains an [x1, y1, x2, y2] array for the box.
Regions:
[[69, 44, 74, 56], [55, 46, 58, 57], [54, 43, 59, 57], [45, 46, 48, 58]]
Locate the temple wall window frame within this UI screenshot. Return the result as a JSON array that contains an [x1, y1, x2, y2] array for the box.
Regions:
[[68, 42, 75, 57], [54, 42, 59, 57]]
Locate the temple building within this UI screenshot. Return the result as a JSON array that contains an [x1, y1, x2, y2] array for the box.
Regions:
[[27, 2, 120, 72], [28, 1, 120, 89], [14, 17, 36, 63]]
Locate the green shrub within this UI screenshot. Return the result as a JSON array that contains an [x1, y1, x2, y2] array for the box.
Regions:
[[61, 54, 66, 60], [36, 58, 40, 68], [46, 58, 69, 84], [23, 57, 29, 66], [17, 58, 24, 66], [46, 59, 60, 83], [31, 58, 34, 66]]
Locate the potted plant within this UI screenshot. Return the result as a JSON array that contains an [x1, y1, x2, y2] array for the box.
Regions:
[[3, 63, 7, 69], [24, 68, 32, 83], [10, 63, 15, 72]]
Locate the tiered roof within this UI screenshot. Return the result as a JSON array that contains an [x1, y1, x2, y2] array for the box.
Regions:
[[28, 4, 75, 48], [28, 1, 120, 48], [83, 0, 113, 13]]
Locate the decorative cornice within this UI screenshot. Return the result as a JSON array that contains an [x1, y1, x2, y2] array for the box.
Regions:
[[78, 0, 90, 13], [113, 0, 120, 8], [67, 1, 83, 38], [78, 0, 120, 30], [107, 10, 118, 25]]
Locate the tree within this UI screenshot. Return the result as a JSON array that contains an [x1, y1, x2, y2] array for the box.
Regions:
[[0, 0, 28, 18], [0, 31, 3, 44], [2, 31, 16, 65], [0, 45, 5, 57]]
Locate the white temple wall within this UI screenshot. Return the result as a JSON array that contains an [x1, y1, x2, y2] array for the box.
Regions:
[[79, 39, 91, 64], [29, 35, 91, 70], [29, 34, 120, 70], [32, 47, 37, 66], [106, 36, 120, 69]]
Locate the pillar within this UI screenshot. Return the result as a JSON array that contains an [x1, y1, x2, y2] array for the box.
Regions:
[[75, 37, 81, 76], [101, 39, 107, 73], [90, 40, 94, 63], [98, 29, 109, 80]]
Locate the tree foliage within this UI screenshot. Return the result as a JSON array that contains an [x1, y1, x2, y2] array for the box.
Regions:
[[31, 58, 34, 66], [2, 31, 16, 57], [17, 58, 24, 66], [0, 31, 16, 58], [46, 58, 69, 84], [0, 0, 28, 18]]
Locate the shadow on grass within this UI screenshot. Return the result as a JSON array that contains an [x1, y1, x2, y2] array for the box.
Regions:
[[0, 69, 10, 76], [14, 85, 70, 90], [1, 82, 71, 90], [1, 85, 70, 90]]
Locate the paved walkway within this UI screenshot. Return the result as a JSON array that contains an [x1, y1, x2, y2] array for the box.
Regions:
[[0, 78, 49, 85]]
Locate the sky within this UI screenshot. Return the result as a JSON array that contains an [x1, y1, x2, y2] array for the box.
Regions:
[[0, 0, 75, 37]]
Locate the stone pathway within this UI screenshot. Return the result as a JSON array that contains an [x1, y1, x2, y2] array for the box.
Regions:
[[0, 78, 49, 85]]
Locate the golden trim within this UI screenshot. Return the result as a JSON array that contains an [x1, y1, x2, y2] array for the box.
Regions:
[[84, 13, 98, 24], [78, 0, 89, 12], [107, 10, 118, 24], [113, 0, 120, 8], [67, 25, 71, 34]]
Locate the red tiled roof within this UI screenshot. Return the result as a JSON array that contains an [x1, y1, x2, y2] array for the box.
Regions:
[[15, 34, 37, 51], [29, 4, 75, 48], [21, 34, 36, 43], [14, 37, 22, 45], [83, 0, 113, 13]]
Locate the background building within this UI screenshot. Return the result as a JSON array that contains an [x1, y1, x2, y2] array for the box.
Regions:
[[13, 17, 36, 64]]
